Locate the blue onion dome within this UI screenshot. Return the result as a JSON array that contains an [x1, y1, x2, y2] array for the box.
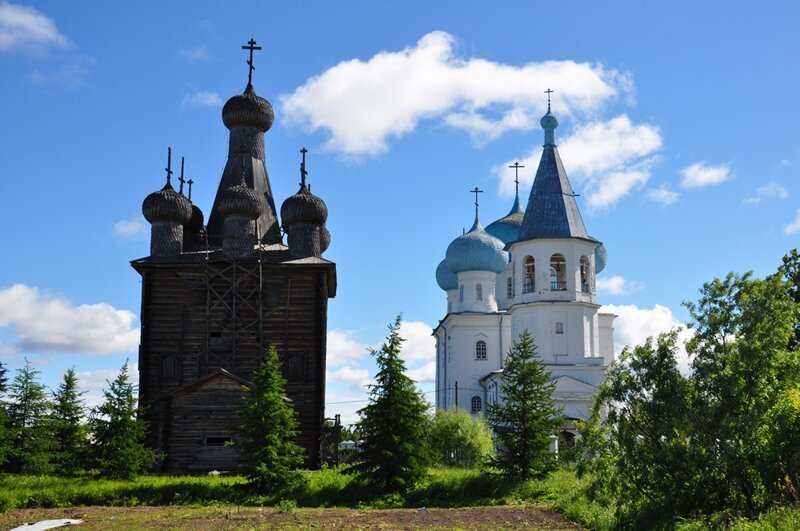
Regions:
[[222, 83, 274, 132], [320, 225, 331, 252], [142, 182, 193, 224], [186, 204, 205, 232], [540, 109, 559, 130], [281, 184, 328, 228], [446, 218, 509, 274], [218, 177, 264, 219], [436, 259, 458, 291], [486, 193, 525, 245], [594, 242, 607, 274]]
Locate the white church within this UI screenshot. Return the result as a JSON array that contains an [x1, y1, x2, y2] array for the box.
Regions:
[[433, 101, 615, 443]]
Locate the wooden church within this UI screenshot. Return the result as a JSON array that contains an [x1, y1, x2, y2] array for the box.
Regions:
[[132, 40, 336, 473]]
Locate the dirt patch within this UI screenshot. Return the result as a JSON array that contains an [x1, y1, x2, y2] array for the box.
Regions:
[[1, 505, 582, 530]]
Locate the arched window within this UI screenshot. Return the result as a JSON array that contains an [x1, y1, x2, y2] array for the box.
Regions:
[[550, 254, 566, 291], [506, 277, 513, 299], [580, 255, 591, 293], [471, 395, 482, 413], [476, 283, 483, 301], [476, 340, 487, 359], [523, 256, 535, 293], [459, 284, 464, 303]]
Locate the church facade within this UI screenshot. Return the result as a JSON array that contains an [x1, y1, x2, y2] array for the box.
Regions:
[[433, 103, 614, 442], [132, 41, 335, 472]]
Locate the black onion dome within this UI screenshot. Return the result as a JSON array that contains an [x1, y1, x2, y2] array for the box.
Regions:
[[281, 186, 328, 228], [142, 183, 193, 224], [218, 179, 264, 219], [186, 204, 205, 232], [320, 225, 331, 252], [222, 83, 274, 131]]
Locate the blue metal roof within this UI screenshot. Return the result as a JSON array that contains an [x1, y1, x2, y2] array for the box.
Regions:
[[446, 218, 509, 274], [486, 192, 524, 245], [435, 259, 458, 291]]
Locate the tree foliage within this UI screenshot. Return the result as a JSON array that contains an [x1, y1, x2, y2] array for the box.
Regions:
[[50, 368, 88, 475], [89, 361, 160, 479], [236, 346, 306, 495], [428, 408, 493, 467], [350, 316, 431, 493], [0, 358, 9, 468], [487, 330, 562, 480], [4, 359, 54, 474]]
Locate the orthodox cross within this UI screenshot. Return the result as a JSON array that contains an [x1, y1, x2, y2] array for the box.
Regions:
[[165, 147, 173, 185], [187, 179, 194, 201], [544, 88, 554, 112], [471, 186, 484, 219], [242, 37, 262, 86], [300, 147, 308, 187], [508, 161, 524, 195], [178, 157, 186, 194]]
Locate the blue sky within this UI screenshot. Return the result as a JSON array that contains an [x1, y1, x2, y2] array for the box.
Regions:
[[1, 1, 798, 424]]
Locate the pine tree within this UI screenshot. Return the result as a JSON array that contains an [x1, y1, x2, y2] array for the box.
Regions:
[[89, 361, 160, 478], [350, 316, 431, 493], [0, 358, 10, 468], [236, 345, 306, 495], [51, 368, 87, 475], [487, 330, 562, 480], [5, 359, 55, 474]]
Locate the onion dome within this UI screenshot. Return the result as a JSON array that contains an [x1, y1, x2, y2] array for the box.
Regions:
[[594, 242, 607, 274], [540, 109, 559, 131], [222, 83, 274, 132], [142, 182, 192, 224], [320, 225, 331, 252], [186, 204, 205, 232], [218, 177, 264, 219], [281, 185, 327, 228], [486, 193, 525, 245], [446, 218, 509, 274], [435, 259, 458, 291]]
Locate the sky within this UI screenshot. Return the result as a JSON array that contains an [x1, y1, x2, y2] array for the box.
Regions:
[[1, 1, 799, 425]]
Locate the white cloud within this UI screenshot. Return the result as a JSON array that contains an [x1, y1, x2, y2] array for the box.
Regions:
[[784, 210, 800, 235], [0, 2, 68, 53], [0, 284, 139, 355], [602, 303, 692, 374], [326, 366, 370, 394], [646, 185, 679, 205], [75, 363, 139, 409], [596, 276, 644, 296], [743, 182, 788, 205], [112, 217, 148, 240], [26, 54, 93, 88], [680, 161, 731, 189], [179, 43, 210, 62], [327, 329, 369, 367], [398, 320, 435, 363], [496, 115, 662, 209], [406, 361, 436, 384], [182, 90, 223, 108], [282, 31, 631, 156]]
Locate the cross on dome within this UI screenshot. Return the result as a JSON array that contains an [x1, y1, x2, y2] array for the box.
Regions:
[[545, 88, 554, 112], [178, 157, 186, 194], [471, 186, 484, 222], [300, 147, 308, 188], [242, 37, 262, 86], [508, 162, 524, 196], [187, 179, 194, 201], [165, 147, 173, 185]]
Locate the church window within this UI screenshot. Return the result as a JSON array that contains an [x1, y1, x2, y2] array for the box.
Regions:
[[506, 277, 513, 299], [580, 255, 591, 293], [550, 254, 566, 291], [523, 256, 535, 293], [459, 285, 464, 303], [476, 340, 487, 359], [476, 283, 483, 301], [205, 436, 232, 446], [555, 322, 564, 334], [471, 395, 482, 413], [162, 356, 177, 378], [286, 356, 305, 379]]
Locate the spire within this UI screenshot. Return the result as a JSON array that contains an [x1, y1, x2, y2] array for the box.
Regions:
[[470, 187, 484, 230], [541, 88, 559, 146]]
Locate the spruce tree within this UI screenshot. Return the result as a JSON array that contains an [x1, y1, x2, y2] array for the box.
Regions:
[[51, 368, 87, 475], [0, 358, 10, 468], [487, 330, 562, 480], [350, 316, 431, 493], [89, 361, 160, 478], [236, 345, 306, 495], [5, 359, 55, 474]]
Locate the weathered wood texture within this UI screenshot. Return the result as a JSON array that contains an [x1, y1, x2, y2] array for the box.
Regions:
[[135, 254, 333, 473]]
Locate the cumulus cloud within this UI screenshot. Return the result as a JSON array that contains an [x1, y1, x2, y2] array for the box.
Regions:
[[397, 321, 435, 363], [182, 90, 223, 108], [680, 161, 731, 189], [0, 2, 68, 53], [602, 303, 692, 374], [327, 329, 370, 367], [784, 210, 800, 235], [326, 366, 370, 394], [112, 217, 148, 240], [76, 363, 139, 408], [406, 361, 436, 384], [596, 276, 644, 296], [496, 115, 662, 209], [646, 185, 680, 205], [743, 182, 788, 205], [179, 43, 210, 62], [0, 284, 139, 355], [282, 31, 631, 156]]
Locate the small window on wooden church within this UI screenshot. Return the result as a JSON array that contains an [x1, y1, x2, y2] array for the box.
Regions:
[[555, 322, 564, 335], [162, 356, 177, 378], [471, 395, 482, 413], [476, 283, 483, 301], [286, 356, 305, 379], [476, 340, 487, 359], [205, 436, 232, 446]]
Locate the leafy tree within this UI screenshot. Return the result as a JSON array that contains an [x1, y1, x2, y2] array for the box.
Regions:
[[89, 361, 160, 478], [236, 346, 306, 495], [350, 316, 432, 493], [428, 408, 493, 467], [487, 330, 561, 480], [760, 387, 800, 502], [50, 368, 88, 475], [4, 359, 54, 474]]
